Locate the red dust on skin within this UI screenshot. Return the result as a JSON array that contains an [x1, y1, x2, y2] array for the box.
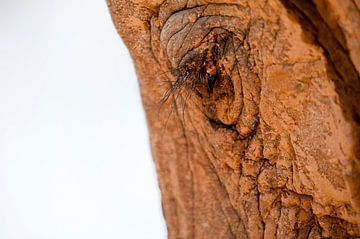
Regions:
[[107, 0, 360, 237], [206, 62, 217, 76]]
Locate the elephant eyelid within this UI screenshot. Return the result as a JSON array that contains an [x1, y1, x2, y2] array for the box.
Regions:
[[158, 32, 232, 121]]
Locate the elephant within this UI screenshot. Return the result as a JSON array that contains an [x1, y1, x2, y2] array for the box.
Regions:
[[106, 0, 360, 238]]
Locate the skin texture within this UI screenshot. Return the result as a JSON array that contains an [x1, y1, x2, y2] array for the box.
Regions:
[[107, 0, 360, 238]]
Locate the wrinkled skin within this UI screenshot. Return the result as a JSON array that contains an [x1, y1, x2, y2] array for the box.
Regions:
[[107, 0, 360, 238]]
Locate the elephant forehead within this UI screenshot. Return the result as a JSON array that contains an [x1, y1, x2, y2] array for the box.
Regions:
[[156, 4, 250, 69]]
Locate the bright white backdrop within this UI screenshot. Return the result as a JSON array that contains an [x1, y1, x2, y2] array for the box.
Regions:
[[0, 0, 166, 238]]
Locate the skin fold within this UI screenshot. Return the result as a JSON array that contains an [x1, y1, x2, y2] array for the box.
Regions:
[[107, 0, 360, 238]]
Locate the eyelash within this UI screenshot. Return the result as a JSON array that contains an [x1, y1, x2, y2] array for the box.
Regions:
[[160, 34, 229, 103]]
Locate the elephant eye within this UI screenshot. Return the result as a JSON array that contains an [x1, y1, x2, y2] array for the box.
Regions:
[[154, 4, 260, 133], [205, 62, 217, 76], [169, 33, 231, 98]]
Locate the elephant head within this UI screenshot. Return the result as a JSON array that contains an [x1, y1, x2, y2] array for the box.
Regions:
[[107, 0, 360, 238]]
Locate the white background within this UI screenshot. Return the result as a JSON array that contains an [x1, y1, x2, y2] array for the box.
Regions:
[[0, 0, 166, 238]]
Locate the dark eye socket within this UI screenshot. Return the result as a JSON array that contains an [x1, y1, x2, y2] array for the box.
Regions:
[[162, 30, 238, 109]]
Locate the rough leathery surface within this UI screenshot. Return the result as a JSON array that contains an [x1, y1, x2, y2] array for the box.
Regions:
[[107, 0, 360, 238]]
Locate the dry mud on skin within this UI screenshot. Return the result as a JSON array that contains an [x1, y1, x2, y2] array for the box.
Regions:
[[107, 0, 360, 238]]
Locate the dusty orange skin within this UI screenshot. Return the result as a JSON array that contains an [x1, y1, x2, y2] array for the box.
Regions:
[[107, 0, 360, 238]]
